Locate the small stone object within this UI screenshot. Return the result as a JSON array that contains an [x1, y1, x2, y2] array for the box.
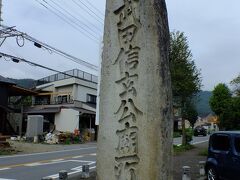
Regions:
[[182, 166, 191, 180], [199, 161, 206, 176], [81, 164, 90, 178], [34, 136, 39, 143], [59, 170, 68, 180]]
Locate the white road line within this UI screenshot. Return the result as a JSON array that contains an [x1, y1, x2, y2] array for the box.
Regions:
[[71, 165, 82, 171], [24, 162, 42, 167], [24, 160, 66, 167], [0, 147, 96, 159], [70, 160, 93, 163], [175, 139, 209, 146], [191, 140, 209, 145], [72, 155, 83, 159], [89, 153, 96, 156], [0, 168, 11, 171], [51, 159, 65, 162], [23, 160, 94, 167], [46, 162, 96, 179], [0, 178, 16, 180]]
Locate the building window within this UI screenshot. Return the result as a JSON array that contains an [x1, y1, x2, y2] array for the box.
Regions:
[[87, 94, 97, 104], [57, 96, 62, 104], [62, 95, 67, 103]]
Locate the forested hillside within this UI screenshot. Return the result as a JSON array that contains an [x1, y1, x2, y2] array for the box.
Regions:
[[195, 91, 213, 117], [8, 78, 36, 89]]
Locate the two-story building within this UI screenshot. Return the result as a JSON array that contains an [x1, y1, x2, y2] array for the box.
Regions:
[[26, 69, 98, 137]]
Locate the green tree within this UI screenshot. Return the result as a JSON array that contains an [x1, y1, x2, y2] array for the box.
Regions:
[[182, 100, 198, 128], [209, 83, 231, 116], [170, 31, 202, 145], [231, 97, 240, 129], [209, 83, 232, 129], [231, 74, 240, 96]]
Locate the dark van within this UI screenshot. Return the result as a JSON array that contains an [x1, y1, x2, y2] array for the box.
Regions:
[[205, 131, 240, 180]]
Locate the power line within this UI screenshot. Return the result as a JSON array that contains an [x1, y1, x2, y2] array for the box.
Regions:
[[0, 52, 84, 80], [24, 34, 99, 70], [76, 0, 104, 21], [0, 25, 99, 71], [48, 0, 100, 36], [61, 0, 103, 33], [71, 0, 104, 25], [35, 0, 98, 42], [40, 0, 99, 41], [41, 0, 99, 40], [83, 0, 105, 17]]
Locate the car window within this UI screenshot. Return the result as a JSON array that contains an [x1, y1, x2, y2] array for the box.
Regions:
[[211, 135, 230, 151], [234, 136, 240, 153]]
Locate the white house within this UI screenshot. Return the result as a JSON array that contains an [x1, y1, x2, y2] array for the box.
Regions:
[[25, 69, 98, 138]]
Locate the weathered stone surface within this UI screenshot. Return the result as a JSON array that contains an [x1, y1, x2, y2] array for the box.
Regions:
[[97, 0, 173, 179]]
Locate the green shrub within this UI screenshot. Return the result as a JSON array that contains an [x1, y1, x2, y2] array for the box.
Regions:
[[173, 144, 195, 155], [173, 131, 181, 138], [65, 138, 71, 145], [185, 128, 193, 144]]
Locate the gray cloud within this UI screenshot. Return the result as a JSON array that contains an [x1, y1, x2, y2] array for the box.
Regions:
[[167, 0, 240, 90], [1, 0, 239, 91]]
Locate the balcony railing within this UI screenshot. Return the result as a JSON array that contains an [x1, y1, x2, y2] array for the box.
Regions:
[[36, 69, 98, 86], [34, 99, 74, 105]]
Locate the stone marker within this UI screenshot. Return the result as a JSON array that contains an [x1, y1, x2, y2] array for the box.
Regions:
[[199, 161, 206, 176], [182, 166, 191, 180], [97, 0, 173, 179], [59, 170, 68, 180], [82, 164, 90, 178]]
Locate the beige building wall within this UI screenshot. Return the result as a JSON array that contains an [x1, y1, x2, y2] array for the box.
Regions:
[[77, 86, 97, 102], [55, 108, 79, 132], [37, 77, 97, 103]]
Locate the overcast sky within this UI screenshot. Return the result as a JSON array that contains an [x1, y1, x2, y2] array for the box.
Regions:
[[1, 0, 240, 91]]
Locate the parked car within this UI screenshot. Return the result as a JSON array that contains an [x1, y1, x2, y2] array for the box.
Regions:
[[194, 126, 207, 136], [205, 131, 240, 180]]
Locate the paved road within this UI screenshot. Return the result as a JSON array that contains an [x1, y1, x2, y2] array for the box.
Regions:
[[173, 135, 210, 145], [0, 136, 209, 180], [0, 143, 97, 180]]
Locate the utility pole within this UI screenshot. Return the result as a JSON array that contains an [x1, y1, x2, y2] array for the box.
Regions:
[[0, 0, 2, 26]]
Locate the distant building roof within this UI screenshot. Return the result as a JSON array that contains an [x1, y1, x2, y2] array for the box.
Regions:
[[36, 69, 98, 86], [0, 75, 15, 85]]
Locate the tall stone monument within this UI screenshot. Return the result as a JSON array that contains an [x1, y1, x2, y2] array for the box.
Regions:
[[97, 0, 173, 179]]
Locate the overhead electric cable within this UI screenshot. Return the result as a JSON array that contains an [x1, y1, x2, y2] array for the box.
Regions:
[[61, 0, 103, 33], [76, 0, 104, 21], [1, 25, 99, 71], [24, 34, 99, 70], [0, 52, 84, 80], [71, 0, 103, 25], [84, 0, 105, 17], [41, 0, 99, 40], [47, 0, 100, 36], [35, 0, 98, 42]]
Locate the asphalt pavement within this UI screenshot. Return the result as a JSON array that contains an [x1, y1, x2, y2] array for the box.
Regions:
[[173, 135, 210, 145], [0, 136, 209, 180], [0, 144, 97, 180]]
